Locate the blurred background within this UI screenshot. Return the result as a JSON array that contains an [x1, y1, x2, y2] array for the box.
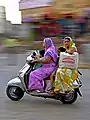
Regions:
[[0, 0, 90, 67], [0, 1, 90, 120]]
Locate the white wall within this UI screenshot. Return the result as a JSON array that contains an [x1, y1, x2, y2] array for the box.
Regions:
[[0, 6, 6, 34]]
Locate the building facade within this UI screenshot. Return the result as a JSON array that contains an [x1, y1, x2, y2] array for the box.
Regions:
[[0, 6, 6, 34], [19, 0, 90, 40], [19, 0, 90, 23], [19, 0, 53, 22]]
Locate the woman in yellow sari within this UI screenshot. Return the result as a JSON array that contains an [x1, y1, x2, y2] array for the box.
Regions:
[[54, 37, 78, 93]]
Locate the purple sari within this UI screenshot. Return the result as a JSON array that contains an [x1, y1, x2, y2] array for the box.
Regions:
[[28, 38, 57, 91]]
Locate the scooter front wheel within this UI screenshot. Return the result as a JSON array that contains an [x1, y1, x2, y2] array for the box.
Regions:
[[6, 86, 24, 101]]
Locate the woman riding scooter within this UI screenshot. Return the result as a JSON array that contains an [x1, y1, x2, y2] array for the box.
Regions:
[[28, 38, 58, 93], [54, 36, 78, 93]]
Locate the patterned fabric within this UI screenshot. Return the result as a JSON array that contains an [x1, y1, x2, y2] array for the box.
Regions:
[[54, 68, 78, 92], [54, 37, 78, 93]]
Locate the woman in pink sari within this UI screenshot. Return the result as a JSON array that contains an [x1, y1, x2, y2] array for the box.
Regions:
[[28, 38, 57, 92]]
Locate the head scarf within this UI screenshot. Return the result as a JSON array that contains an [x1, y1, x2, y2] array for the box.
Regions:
[[43, 38, 57, 63], [44, 38, 55, 50]]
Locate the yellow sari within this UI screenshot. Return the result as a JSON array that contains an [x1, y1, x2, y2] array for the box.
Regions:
[[54, 68, 78, 92], [54, 38, 78, 93]]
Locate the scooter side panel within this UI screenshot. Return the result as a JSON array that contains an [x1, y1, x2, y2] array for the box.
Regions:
[[7, 77, 25, 91]]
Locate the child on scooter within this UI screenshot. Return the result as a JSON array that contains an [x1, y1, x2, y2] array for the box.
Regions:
[[33, 49, 45, 70]]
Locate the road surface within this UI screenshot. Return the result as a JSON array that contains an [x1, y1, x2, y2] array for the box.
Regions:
[[0, 54, 90, 120]]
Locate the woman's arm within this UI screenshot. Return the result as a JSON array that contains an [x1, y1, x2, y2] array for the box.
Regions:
[[33, 56, 52, 64]]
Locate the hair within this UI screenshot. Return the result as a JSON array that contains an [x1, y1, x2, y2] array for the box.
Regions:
[[32, 52, 36, 56], [58, 47, 66, 52], [39, 49, 45, 57]]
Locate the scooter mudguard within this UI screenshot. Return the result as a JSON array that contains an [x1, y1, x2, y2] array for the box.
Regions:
[[7, 77, 25, 91]]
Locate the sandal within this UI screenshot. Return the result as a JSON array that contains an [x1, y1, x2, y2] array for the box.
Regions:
[[46, 87, 55, 94]]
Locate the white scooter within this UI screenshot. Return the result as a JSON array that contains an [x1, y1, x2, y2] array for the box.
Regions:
[[5, 51, 82, 104]]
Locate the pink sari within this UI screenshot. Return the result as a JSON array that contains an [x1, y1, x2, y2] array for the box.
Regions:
[[28, 38, 57, 91]]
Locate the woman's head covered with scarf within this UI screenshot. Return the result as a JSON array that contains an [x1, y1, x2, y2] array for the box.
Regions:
[[43, 38, 57, 63], [43, 38, 55, 50], [63, 36, 77, 51]]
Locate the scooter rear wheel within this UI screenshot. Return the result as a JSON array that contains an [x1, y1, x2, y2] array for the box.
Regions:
[[6, 86, 24, 101], [61, 90, 78, 104]]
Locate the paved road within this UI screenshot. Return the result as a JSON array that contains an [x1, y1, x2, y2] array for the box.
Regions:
[[0, 54, 90, 120]]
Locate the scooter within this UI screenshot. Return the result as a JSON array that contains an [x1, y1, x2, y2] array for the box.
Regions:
[[6, 51, 82, 104]]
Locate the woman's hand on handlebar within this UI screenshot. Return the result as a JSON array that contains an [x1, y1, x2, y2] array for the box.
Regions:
[[32, 59, 39, 63]]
